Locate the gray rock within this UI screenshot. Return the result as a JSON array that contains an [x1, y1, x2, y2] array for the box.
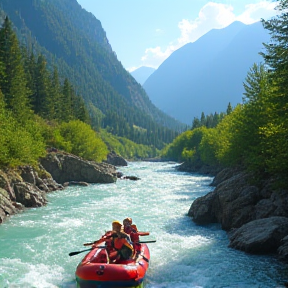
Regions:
[[228, 217, 288, 254], [0, 188, 19, 224], [189, 170, 260, 230], [278, 235, 288, 262], [14, 182, 47, 207], [188, 166, 288, 259], [105, 152, 127, 166], [0, 151, 118, 224], [0, 163, 62, 224], [188, 190, 219, 224], [63, 181, 89, 187], [40, 152, 117, 184]]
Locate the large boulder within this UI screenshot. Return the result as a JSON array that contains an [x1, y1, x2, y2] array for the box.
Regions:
[[189, 171, 261, 230], [176, 161, 221, 175], [0, 187, 21, 224], [189, 168, 288, 232], [188, 190, 219, 224], [40, 152, 117, 184], [105, 152, 127, 166], [14, 182, 47, 207], [228, 217, 288, 254], [188, 167, 288, 259], [278, 235, 288, 262], [0, 166, 61, 224], [19, 165, 62, 192]]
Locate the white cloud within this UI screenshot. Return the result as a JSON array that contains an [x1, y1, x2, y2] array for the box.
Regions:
[[237, 2, 278, 24], [141, 1, 278, 68]]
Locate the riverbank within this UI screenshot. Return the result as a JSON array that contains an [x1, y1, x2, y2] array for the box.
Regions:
[[1, 161, 286, 287], [0, 151, 118, 224], [178, 163, 288, 262]]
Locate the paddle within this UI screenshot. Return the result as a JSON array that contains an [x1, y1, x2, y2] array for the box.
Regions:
[[83, 239, 156, 246], [69, 245, 107, 257], [69, 241, 156, 257], [138, 240, 156, 243]]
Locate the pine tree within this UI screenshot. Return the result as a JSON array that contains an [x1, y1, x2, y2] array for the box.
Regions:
[[192, 117, 200, 129], [24, 51, 37, 109], [49, 66, 61, 120], [259, 0, 288, 180], [261, 0, 288, 108], [34, 54, 50, 118], [226, 102, 233, 115], [62, 78, 72, 122], [0, 17, 32, 122], [200, 112, 206, 126]]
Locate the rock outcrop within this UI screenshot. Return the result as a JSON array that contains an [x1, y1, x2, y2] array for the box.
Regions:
[[40, 152, 117, 184], [176, 161, 222, 175], [188, 167, 288, 261], [105, 151, 127, 166], [228, 217, 288, 254], [0, 165, 62, 224], [0, 151, 118, 224]]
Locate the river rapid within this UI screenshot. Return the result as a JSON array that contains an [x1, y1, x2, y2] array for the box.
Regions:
[[0, 161, 287, 288]]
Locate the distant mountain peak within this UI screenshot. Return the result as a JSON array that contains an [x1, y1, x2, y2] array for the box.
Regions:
[[143, 21, 269, 125], [130, 66, 156, 85]]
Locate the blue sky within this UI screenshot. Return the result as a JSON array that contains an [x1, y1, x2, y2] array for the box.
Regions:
[[76, 0, 278, 71]]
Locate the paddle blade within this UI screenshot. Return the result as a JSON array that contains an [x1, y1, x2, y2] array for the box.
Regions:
[[68, 248, 92, 257], [138, 240, 156, 244], [68, 246, 106, 257], [69, 251, 81, 256], [83, 242, 94, 246]]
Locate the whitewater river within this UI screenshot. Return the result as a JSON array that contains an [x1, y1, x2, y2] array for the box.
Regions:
[[0, 161, 287, 288]]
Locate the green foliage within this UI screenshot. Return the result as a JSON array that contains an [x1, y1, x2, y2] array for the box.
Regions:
[[198, 128, 219, 166], [191, 110, 226, 129], [0, 0, 186, 150], [161, 127, 207, 163], [0, 17, 33, 123], [0, 91, 46, 168], [212, 105, 243, 166], [259, 119, 288, 183], [259, 0, 288, 182], [58, 120, 108, 162], [100, 130, 159, 159]]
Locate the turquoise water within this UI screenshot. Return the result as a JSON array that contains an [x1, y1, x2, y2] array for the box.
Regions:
[[0, 161, 287, 288]]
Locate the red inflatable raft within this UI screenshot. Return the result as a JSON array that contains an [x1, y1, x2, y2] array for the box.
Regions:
[[75, 241, 150, 288]]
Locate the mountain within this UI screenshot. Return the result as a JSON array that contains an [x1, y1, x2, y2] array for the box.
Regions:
[[143, 21, 270, 125], [130, 66, 156, 85], [0, 0, 185, 149]]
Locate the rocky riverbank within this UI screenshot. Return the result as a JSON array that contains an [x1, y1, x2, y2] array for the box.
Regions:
[[0, 151, 118, 224], [184, 165, 288, 262]]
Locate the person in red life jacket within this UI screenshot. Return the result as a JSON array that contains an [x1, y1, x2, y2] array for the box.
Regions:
[[123, 217, 134, 234], [123, 218, 150, 255], [92, 220, 134, 262], [91, 230, 114, 255], [110, 220, 134, 262]]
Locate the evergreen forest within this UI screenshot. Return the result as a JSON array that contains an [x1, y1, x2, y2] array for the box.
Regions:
[[161, 0, 288, 187], [0, 0, 185, 153], [0, 16, 164, 167]]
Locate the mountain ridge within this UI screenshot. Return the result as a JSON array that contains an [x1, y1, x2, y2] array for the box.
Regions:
[[130, 66, 156, 85], [0, 0, 185, 149], [143, 21, 270, 124]]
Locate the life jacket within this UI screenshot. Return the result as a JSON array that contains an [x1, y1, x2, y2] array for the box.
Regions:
[[112, 234, 133, 251]]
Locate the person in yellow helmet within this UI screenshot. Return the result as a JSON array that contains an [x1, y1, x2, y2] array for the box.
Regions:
[[92, 220, 133, 262], [110, 221, 134, 261]]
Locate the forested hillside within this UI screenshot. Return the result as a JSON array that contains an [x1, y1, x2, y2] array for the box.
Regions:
[[0, 0, 186, 150], [0, 16, 163, 167], [162, 0, 288, 186]]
